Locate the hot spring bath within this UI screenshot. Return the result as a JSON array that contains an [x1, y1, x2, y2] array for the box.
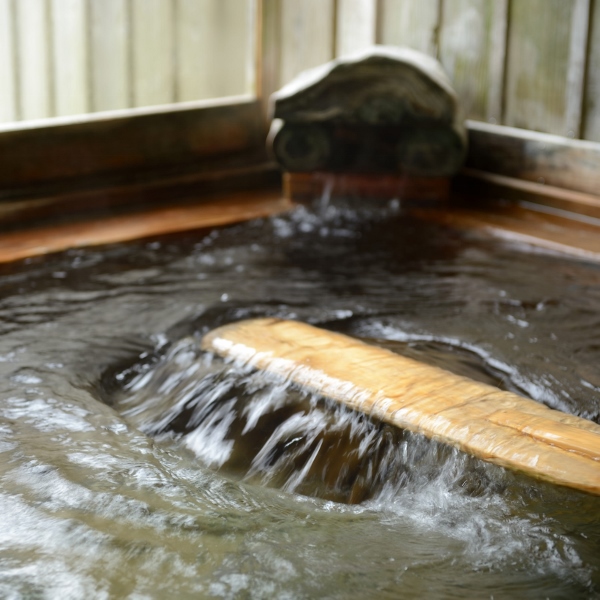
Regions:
[[0, 199, 599, 598]]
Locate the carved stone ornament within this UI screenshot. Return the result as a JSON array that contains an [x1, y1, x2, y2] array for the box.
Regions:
[[268, 46, 467, 178]]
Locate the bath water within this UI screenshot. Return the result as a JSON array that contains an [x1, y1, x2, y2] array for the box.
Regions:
[[0, 197, 599, 598]]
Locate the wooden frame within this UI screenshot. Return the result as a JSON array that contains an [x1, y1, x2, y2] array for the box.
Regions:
[[1, 0, 600, 266]]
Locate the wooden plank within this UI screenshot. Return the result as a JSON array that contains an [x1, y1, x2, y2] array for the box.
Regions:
[[565, 0, 591, 137], [202, 319, 600, 495], [131, 0, 175, 108], [175, 0, 212, 101], [90, 0, 130, 112], [439, 0, 508, 123], [466, 120, 600, 197], [259, 0, 282, 120], [0, 0, 18, 123], [415, 200, 600, 262], [455, 168, 600, 222], [504, 0, 577, 136], [486, 0, 509, 124], [335, 0, 377, 57], [50, 0, 89, 117], [379, 0, 440, 57], [279, 0, 335, 86], [175, 0, 252, 102], [16, 0, 53, 120], [0, 98, 265, 195], [0, 190, 290, 264], [583, 0, 600, 141]]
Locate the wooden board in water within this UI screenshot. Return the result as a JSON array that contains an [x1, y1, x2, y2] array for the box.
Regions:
[[202, 318, 600, 496]]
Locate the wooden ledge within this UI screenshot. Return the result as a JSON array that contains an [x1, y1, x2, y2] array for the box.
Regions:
[[0, 190, 292, 264], [284, 172, 450, 203], [202, 319, 600, 496]]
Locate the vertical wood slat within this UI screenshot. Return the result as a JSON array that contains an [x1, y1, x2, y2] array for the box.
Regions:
[[131, 0, 175, 108], [486, 0, 509, 124], [90, 0, 130, 112], [16, 0, 53, 120], [379, 0, 441, 57], [584, 0, 600, 141], [175, 0, 251, 102], [439, 0, 494, 121], [335, 0, 377, 57], [438, 0, 509, 124], [279, 0, 335, 87], [259, 0, 281, 117], [0, 0, 18, 122], [51, 0, 89, 117], [565, 0, 591, 137], [504, 0, 577, 136]]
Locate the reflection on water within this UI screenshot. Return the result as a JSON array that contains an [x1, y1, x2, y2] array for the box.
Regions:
[[0, 197, 599, 598]]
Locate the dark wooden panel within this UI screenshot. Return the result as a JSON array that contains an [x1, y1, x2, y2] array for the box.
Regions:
[[0, 98, 266, 198], [466, 120, 600, 196]]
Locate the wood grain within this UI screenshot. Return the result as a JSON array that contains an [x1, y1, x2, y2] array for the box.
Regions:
[[379, 0, 440, 56], [90, 0, 130, 112], [202, 318, 600, 495], [0, 190, 290, 264], [465, 120, 600, 197], [0, 0, 18, 123], [583, 0, 600, 141], [16, 0, 53, 120], [131, 0, 175, 108], [51, 0, 89, 117], [504, 0, 576, 136], [279, 0, 335, 86], [439, 0, 508, 122], [176, 0, 252, 102], [335, 0, 377, 57]]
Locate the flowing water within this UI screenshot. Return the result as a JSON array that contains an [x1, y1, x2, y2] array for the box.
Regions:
[[0, 197, 599, 599]]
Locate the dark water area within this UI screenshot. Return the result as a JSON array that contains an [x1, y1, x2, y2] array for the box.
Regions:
[[0, 197, 599, 598]]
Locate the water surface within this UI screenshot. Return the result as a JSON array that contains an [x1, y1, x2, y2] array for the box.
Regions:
[[0, 198, 599, 598]]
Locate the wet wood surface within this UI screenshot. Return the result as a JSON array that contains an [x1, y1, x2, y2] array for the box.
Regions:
[[285, 172, 450, 203], [0, 190, 290, 264], [203, 318, 600, 495]]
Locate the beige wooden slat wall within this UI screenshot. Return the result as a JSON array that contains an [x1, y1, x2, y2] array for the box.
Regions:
[[90, 0, 130, 112], [51, 0, 89, 117], [584, 0, 600, 142], [279, 0, 336, 87], [335, 0, 377, 57], [438, 0, 508, 123], [0, 0, 18, 123], [176, 0, 253, 102], [131, 0, 175, 108], [0, 0, 254, 123], [16, 0, 53, 121], [504, 0, 580, 136], [378, 0, 441, 56]]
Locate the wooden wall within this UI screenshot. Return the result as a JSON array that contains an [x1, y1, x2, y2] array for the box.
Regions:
[[0, 0, 253, 123], [1, 0, 599, 145], [273, 0, 600, 143]]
